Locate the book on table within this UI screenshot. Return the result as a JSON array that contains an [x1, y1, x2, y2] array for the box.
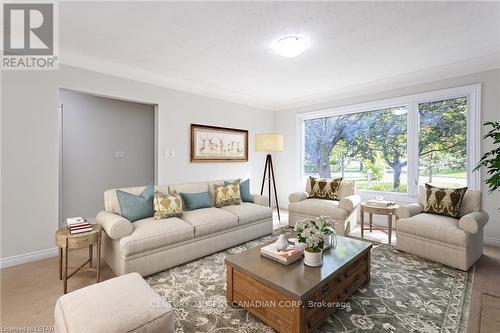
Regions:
[[365, 199, 396, 207], [66, 216, 85, 226], [260, 244, 303, 265]]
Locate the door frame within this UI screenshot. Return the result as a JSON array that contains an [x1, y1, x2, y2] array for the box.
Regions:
[[57, 88, 158, 227]]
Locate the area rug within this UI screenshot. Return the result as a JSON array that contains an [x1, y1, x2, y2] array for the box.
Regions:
[[146, 230, 472, 332]]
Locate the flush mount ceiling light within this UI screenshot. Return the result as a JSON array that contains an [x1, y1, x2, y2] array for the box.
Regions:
[[271, 36, 308, 58]]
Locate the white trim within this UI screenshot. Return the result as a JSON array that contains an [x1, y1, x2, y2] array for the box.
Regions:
[[0, 247, 58, 269], [484, 236, 500, 247], [60, 47, 276, 111], [60, 46, 499, 112], [277, 53, 499, 111], [297, 84, 481, 198]]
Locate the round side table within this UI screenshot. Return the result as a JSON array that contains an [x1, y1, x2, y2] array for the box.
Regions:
[[360, 203, 399, 244], [55, 224, 102, 294]]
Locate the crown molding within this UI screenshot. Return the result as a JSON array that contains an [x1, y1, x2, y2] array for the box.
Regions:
[[60, 47, 500, 112], [273, 53, 500, 111], [60, 47, 277, 110]]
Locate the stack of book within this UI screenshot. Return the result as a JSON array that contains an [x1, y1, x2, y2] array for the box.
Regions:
[[67, 217, 93, 234], [366, 199, 396, 207], [260, 244, 303, 265]]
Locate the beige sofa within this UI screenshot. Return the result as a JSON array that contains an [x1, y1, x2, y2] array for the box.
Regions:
[[96, 180, 272, 276], [396, 186, 488, 271], [288, 179, 361, 235]]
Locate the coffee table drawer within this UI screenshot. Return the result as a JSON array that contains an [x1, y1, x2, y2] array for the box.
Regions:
[[308, 251, 369, 301]]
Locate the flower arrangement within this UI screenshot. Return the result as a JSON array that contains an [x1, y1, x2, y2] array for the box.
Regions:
[[295, 216, 335, 253]]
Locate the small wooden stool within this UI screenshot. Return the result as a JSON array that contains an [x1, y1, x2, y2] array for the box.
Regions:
[[55, 224, 102, 294], [360, 203, 399, 244]]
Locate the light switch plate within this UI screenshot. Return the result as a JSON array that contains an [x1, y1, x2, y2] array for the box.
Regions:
[[115, 150, 126, 159]]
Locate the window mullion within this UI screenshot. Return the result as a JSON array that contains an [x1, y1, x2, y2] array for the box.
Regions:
[[407, 101, 419, 197]]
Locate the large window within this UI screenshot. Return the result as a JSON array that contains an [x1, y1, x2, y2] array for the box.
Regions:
[[300, 85, 480, 196], [304, 106, 408, 193]]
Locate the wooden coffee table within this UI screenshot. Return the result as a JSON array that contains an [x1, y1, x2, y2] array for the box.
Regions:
[[225, 236, 372, 333]]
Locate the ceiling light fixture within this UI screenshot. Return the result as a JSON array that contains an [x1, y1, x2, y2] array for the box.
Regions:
[[271, 36, 308, 58]]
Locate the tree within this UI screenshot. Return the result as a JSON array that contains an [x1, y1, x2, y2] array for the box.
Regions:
[[368, 108, 408, 189], [419, 98, 467, 182], [304, 115, 353, 177]]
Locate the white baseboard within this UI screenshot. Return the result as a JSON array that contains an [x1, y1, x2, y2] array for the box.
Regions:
[[484, 236, 500, 247], [0, 247, 59, 269]]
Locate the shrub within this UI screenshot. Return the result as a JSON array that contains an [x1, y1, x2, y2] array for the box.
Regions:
[[363, 158, 387, 181]]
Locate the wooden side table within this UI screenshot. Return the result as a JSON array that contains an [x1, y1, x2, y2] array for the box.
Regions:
[[360, 203, 399, 244], [55, 224, 102, 294]]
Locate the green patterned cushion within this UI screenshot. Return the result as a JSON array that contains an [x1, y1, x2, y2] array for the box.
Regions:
[[423, 183, 467, 218], [214, 180, 241, 208], [153, 191, 183, 219], [308, 176, 343, 201]]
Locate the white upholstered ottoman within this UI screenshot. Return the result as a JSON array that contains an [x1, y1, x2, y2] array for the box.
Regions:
[[54, 273, 175, 333]]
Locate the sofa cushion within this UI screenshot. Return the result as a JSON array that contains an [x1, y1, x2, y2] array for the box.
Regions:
[[397, 213, 468, 246], [120, 217, 194, 256], [116, 185, 154, 222], [214, 181, 241, 208], [423, 183, 467, 218], [308, 176, 343, 200], [153, 191, 183, 219], [181, 208, 238, 237], [288, 198, 347, 220], [180, 191, 213, 211], [226, 179, 252, 202], [221, 202, 272, 225], [169, 182, 209, 196]]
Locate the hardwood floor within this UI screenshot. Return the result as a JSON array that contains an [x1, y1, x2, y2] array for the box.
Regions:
[[1, 227, 498, 332]]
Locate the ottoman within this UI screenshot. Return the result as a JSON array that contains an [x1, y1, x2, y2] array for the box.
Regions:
[[54, 273, 175, 333]]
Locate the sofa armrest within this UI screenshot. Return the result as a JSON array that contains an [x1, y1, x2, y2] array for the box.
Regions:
[[458, 210, 489, 234], [396, 204, 424, 219], [96, 211, 134, 240], [338, 194, 361, 212], [289, 192, 309, 203], [252, 194, 269, 206]]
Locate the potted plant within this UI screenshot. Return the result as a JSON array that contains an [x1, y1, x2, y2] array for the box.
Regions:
[[474, 121, 500, 194], [295, 216, 334, 266]]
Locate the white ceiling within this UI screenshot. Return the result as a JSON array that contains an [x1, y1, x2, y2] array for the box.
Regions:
[[60, 1, 500, 110]]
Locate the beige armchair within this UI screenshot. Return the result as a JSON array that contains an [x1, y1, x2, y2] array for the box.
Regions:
[[396, 186, 488, 271], [288, 179, 361, 236]]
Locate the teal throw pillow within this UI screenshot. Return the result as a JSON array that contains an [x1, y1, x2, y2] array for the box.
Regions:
[[180, 191, 213, 211], [116, 184, 154, 222], [225, 179, 252, 202]]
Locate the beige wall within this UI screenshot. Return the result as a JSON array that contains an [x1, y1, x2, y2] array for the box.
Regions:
[[1, 65, 275, 261], [274, 69, 500, 246]]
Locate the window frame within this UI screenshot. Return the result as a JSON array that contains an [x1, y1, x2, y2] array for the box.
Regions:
[[297, 84, 481, 201]]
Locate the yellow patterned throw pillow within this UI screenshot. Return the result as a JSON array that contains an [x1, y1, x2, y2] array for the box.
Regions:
[[214, 181, 241, 208], [153, 191, 183, 219], [423, 184, 467, 218], [308, 176, 343, 201]]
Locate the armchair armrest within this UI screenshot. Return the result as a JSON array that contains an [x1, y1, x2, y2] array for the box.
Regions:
[[396, 204, 424, 219], [338, 194, 361, 212], [289, 191, 309, 203], [458, 210, 489, 234], [252, 194, 269, 206], [96, 211, 134, 240]]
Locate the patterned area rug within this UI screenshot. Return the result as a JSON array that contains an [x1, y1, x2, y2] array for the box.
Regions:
[[146, 230, 472, 332]]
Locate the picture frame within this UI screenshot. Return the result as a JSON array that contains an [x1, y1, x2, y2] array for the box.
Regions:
[[190, 124, 248, 162]]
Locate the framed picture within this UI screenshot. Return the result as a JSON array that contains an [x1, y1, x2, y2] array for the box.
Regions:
[[191, 124, 248, 162]]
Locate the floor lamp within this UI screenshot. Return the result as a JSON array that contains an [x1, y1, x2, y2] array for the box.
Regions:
[[255, 134, 283, 222]]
